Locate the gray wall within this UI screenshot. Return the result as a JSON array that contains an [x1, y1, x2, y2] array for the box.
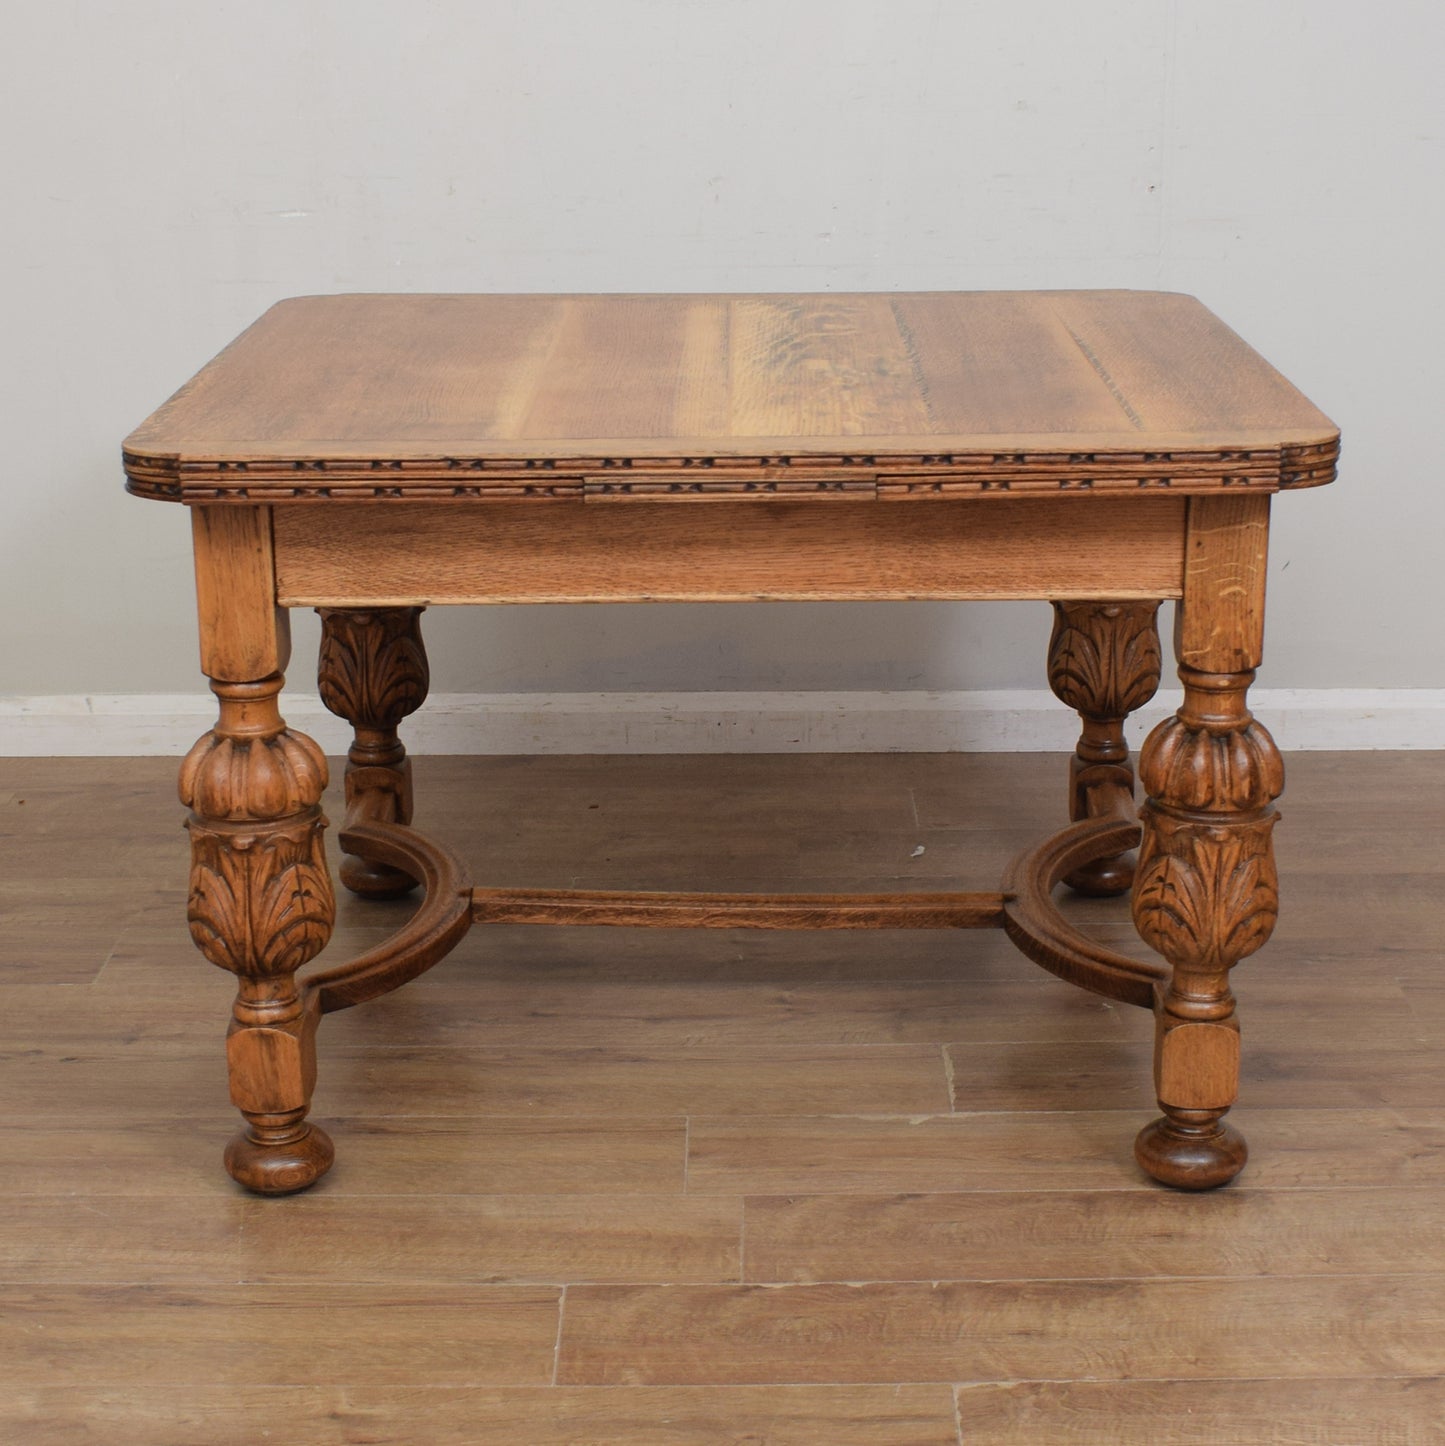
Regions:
[[5, 2, 1441, 697]]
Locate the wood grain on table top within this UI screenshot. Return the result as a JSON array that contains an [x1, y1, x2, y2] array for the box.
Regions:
[[123, 292, 1339, 503]]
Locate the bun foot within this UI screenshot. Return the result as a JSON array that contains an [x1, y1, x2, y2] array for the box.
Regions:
[[1063, 852, 1135, 898], [1135, 1112, 1247, 1190], [340, 852, 419, 900], [225, 1121, 335, 1195]]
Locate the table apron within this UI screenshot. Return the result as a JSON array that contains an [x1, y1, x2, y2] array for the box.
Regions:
[[270, 496, 1187, 606]]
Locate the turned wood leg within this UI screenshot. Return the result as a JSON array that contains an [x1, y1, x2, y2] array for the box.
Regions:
[[182, 505, 339, 1194], [1047, 601, 1162, 895], [180, 672, 337, 1194], [317, 607, 429, 898], [1130, 495, 1280, 1189], [1131, 666, 1282, 1187]]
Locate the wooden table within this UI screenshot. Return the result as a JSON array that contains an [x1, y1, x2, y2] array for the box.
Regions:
[[125, 292, 1339, 1196]]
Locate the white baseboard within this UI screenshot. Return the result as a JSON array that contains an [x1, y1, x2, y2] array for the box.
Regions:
[[1, 689, 1441, 756]]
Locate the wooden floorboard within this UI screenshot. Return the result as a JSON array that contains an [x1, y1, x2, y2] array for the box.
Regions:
[[741, 1186, 1445, 1282], [0, 1283, 562, 1387], [1, 750, 1442, 1443], [556, 1277, 1445, 1384], [0, 1194, 742, 1285], [953, 1378, 1445, 1445], [1, 1384, 962, 1446], [0, 1040, 954, 1121], [0, 1116, 688, 1197], [944, 1037, 1445, 1111], [687, 1108, 1445, 1193]]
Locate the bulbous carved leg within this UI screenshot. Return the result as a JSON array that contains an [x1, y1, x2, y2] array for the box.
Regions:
[[1047, 601, 1162, 896], [317, 607, 429, 899], [1131, 666, 1283, 1189], [180, 674, 337, 1194]]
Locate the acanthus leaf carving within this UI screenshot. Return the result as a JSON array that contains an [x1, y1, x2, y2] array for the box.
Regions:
[[1132, 809, 1280, 972], [186, 812, 335, 979], [1047, 602, 1162, 720], [318, 608, 429, 730]]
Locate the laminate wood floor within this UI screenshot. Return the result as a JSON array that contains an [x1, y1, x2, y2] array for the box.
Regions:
[[1, 750, 1442, 1445]]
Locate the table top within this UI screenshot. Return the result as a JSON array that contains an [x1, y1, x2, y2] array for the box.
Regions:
[[124, 291, 1338, 505]]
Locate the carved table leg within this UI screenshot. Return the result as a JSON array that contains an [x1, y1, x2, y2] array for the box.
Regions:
[[1130, 495, 1281, 1189], [182, 505, 338, 1194], [1047, 601, 1162, 895], [317, 607, 429, 898], [1132, 667, 1282, 1187], [180, 672, 337, 1194]]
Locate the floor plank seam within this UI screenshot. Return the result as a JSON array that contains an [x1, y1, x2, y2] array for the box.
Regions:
[[11, 1107, 1433, 1125], [737, 1192, 747, 1283], [952, 1371, 1445, 1387], [7, 1182, 1444, 1199], [8, 1269, 1445, 1289], [550, 1284, 567, 1387], [7, 1181, 1441, 1205], [685, 1268, 1445, 1287]]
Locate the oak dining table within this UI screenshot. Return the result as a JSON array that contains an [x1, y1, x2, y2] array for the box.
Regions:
[[124, 291, 1339, 1196]]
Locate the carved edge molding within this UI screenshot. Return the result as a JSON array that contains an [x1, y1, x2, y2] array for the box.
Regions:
[[122, 438, 1338, 503]]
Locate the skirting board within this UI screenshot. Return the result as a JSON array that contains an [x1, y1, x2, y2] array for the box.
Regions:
[[1, 689, 1441, 756]]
